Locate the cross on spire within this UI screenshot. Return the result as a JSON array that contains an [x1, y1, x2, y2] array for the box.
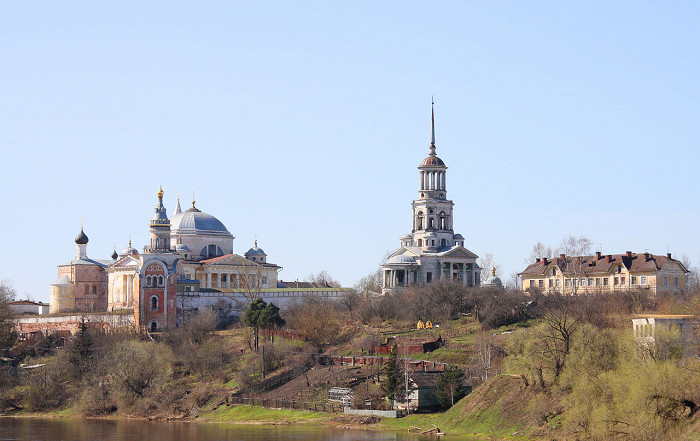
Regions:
[[429, 97, 436, 156]]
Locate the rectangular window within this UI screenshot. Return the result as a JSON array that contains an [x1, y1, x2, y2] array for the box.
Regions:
[[664, 277, 668, 285], [675, 277, 679, 286], [595, 278, 601, 286], [620, 276, 625, 285], [427, 272, 433, 283], [614, 277, 619, 285], [640, 276, 647, 285], [556, 279, 560, 287], [588, 278, 594, 286], [632, 276, 637, 285], [580, 278, 586, 286], [548, 279, 553, 288], [538, 280, 544, 288], [603, 277, 608, 286], [529, 279, 534, 288], [565, 279, 571, 287]]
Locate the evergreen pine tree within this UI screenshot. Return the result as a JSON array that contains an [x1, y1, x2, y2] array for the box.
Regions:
[[243, 298, 267, 351], [69, 318, 94, 379], [381, 342, 401, 405]]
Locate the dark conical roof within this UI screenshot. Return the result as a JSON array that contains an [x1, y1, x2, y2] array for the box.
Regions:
[[75, 228, 89, 245]]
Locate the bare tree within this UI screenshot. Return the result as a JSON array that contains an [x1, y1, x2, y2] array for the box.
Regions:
[[681, 255, 699, 291], [527, 242, 559, 265], [305, 270, 341, 288], [559, 236, 593, 295], [0, 281, 16, 351], [223, 262, 266, 314], [476, 332, 494, 381], [478, 252, 502, 278]]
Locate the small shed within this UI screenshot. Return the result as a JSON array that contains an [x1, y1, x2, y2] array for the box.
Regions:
[[393, 371, 443, 411]]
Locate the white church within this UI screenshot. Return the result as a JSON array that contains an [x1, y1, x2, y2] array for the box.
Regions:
[[382, 104, 481, 294]]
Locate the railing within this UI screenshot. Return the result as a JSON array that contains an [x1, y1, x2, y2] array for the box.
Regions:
[[228, 396, 345, 413]]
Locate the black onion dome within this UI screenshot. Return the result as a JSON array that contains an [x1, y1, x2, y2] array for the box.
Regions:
[[75, 228, 89, 245], [111, 249, 118, 260]]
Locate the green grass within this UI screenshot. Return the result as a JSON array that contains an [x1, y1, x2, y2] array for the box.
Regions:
[[223, 378, 239, 389], [201, 405, 332, 423]]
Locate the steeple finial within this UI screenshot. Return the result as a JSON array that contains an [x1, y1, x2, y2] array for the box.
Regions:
[[429, 97, 436, 157], [254, 233, 258, 249], [157, 186, 164, 201], [192, 191, 196, 208], [492, 267, 496, 276]]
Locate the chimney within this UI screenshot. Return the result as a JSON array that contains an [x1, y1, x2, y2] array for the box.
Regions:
[[560, 253, 566, 259], [607, 255, 612, 263], [595, 251, 602, 260], [644, 252, 651, 262], [626, 251, 632, 257], [667, 253, 672, 259], [542, 257, 549, 265], [536, 258, 541, 263]]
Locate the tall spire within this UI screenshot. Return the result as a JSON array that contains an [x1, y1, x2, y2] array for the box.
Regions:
[[429, 97, 436, 157], [174, 193, 182, 215]]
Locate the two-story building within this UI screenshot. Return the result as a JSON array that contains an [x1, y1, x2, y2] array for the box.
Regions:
[[519, 251, 688, 297]]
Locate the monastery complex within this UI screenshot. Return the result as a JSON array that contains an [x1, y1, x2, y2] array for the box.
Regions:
[[12, 103, 689, 337]]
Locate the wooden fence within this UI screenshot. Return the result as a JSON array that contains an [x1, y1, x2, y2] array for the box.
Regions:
[[229, 396, 345, 413]]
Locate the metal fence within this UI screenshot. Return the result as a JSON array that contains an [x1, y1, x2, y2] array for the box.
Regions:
[[229, 396, 345, 413]]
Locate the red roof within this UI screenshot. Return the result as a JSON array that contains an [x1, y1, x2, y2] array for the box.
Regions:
[[199, 254, 234, 264], [519, 252, 686, 276]]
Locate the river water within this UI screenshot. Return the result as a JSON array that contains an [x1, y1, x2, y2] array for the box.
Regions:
[[0, 417, 478, 441]]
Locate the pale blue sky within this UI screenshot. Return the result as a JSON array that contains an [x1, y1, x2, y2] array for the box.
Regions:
[[2, 2, 700, 301]]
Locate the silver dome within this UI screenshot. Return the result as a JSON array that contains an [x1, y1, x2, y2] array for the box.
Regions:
[[171, 206, 231, 236]]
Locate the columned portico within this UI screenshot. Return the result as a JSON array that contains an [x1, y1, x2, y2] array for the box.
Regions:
[[382, 101, 481, 295]]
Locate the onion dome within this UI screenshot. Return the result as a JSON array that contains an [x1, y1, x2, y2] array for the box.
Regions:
[[151, 186, 169, 224], [75, 227, 89, 245], [111, 248, 118, 260]]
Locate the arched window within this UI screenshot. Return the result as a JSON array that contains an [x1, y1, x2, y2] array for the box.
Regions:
[[158, 275, 164, 286], [92, 285, 97, 295], [145, 276, 151, 287], [150, 295, 158, 310], [200, 245, 225, 258], [149, 321, 157, 332], [441, 239, 446, 247], [418, 239, 423, 247], [417, 211, 424, 230]]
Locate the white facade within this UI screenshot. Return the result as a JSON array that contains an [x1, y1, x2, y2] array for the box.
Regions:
[[9, 301, 50, 316], [382, 105, 480, 294]]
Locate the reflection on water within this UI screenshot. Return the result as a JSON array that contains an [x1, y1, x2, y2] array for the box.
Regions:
[[0, 417, 477, 441]]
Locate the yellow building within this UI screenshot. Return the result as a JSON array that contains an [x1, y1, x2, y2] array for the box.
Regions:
[[519, 251, 688, 296]]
